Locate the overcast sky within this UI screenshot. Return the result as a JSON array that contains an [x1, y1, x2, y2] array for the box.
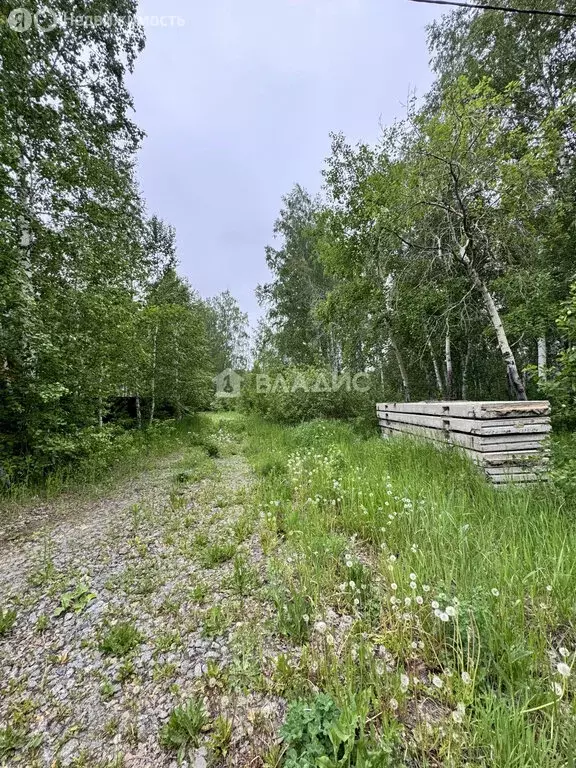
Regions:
[[129, 0, 444, 327]]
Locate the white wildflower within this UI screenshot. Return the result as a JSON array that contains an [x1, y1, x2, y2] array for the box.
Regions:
[[432, 676, 443, 689], [491, 588, 500, 597], [557, 662, 571, 678], [461, 671, 472, 685], [389, 698, 399, 711], [559, 647, 570, 658], [553, 682, 563, 697]]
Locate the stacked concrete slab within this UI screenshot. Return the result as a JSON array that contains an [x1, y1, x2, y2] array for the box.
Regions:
[[376, 400, 551, 484]]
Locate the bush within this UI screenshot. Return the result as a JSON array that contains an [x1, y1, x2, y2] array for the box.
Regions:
[[539, 284, 576, 430], [240, 366, 380, 425]]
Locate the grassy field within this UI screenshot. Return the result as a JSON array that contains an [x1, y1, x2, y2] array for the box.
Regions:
[[2, 413, 575, 767], [245, 416, 576, 767]]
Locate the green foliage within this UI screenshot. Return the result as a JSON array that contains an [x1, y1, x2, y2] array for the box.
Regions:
[[200, 541, 237, 568], [99, 622, 144, 657], [202, 605, 228, 638], [0, 726, 41, 759], [230, 553, 258, 596], [281, 694, 341, 768], [241, 367, 378, 424], [208, 715, 233, 759], [275, 588, 313, 644], [0, 608, 17, 636], [53, 583, 96, 617], [159, 698, 209, 763], [541, 284, 576, 430]]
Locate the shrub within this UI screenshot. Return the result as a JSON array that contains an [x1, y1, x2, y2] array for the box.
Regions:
[[240, 366, 380, 424]]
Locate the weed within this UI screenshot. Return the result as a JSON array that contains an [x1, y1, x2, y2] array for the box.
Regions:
[[169, 490, 187, 510], [99, 621, 143, 657], [200, 541, 236, 568], [155, 630, 182, 653], [280, 693, 340, 767], [275, 589, 313, 644], [173, 471, 192, 484], [117, 659, 136, 683], [190, 581, 208, 604], [159, 698, 209, 762], [35, 614, 49, 633], [208, 715, 232, 759], [0, 608, 17, 636], [0, 725, 42, 759], [205, 441, 220, 458], [230, 553, 258, 596], [100, 680, 115, 701], [203, 605, 227, 638], [53, 583, 96, 617], [233, 514, 254, 542]]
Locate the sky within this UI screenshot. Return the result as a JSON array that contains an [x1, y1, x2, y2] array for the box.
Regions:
[[129, 0, 444, 328]]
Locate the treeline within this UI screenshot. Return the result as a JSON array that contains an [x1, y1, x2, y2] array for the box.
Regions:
[[0, 3, 248, 481], [257, 2, 576, 425]]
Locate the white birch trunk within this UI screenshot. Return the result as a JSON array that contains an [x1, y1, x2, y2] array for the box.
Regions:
[[390, 335, 410, 402], [537, 336, 547, 382], [459, 244, 527, 401], [427, 337, 444, 395], [445, 329, 453, 400], [149, 322, 158, 425], [461, 341, 471, 401]]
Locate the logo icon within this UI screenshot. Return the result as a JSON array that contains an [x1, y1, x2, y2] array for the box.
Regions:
[[7, 8, 33, 31], [214, 369, 242, 399], [35, 7, 58, 32]]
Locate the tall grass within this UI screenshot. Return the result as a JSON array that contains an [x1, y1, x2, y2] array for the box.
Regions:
[[246, 417, 576, 766]]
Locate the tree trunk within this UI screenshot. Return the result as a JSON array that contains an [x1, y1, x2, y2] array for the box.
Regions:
[[427, 337, 444, 396], [389, 335, 410, 402], [461, 341, 471, 400], [537, 336, 547, 383], [149, 322, 158, 425], [445, 327, 453, 399], [135, 391, 142, 429], [460, 246, 527, 401], [98, 361, 104, 428]]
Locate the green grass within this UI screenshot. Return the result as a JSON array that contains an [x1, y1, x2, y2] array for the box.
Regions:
[[99, 621, 144, 657], [245, 416, 576, 767]]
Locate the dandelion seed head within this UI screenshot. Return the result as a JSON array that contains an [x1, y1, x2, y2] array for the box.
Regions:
[[557, 662, 571, 678]]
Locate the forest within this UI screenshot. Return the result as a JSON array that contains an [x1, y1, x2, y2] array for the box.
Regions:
[[0, 0, 249, 485], [255, 3, 576, 423]]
